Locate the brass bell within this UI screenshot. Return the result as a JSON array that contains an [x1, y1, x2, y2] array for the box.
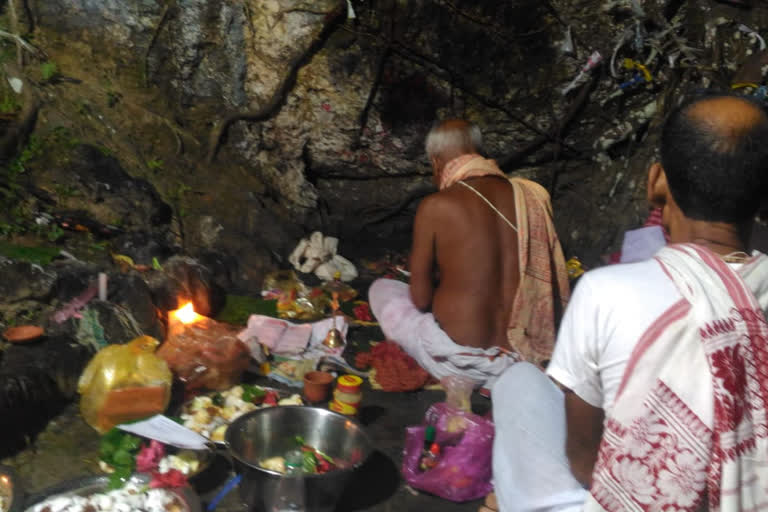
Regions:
[[322, 327, 345, 349], [323, 311, 345, 349]]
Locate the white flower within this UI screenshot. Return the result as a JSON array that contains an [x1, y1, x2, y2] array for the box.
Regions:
[[611, 458, 657, 504], [657, 450, 706, 507], [625, 413, 666, 458]]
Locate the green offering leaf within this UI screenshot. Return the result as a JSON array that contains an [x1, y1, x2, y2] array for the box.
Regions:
[[302, 450, 318, 474], [99, 427, 142, 473], [108, 465, 133, 490], [112, 448, 133, 466], [212, 392, 225, 407], [119, 434, 141, 452], [242, 384, 266, 403]]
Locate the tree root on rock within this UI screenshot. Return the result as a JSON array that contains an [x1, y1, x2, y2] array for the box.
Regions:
[[143, 0, 177, 88], [206, 2, 346, 163]]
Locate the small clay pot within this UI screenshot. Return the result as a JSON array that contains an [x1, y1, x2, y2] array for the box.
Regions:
[[303, 371, 334, 403], [3, 325, 44, 344]]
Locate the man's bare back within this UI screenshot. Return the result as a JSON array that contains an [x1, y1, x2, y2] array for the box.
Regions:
[[409, 175, 520, 349]]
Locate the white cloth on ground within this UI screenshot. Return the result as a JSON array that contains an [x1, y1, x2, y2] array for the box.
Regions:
[[368, 278, 516, 387], [237, 315, 348, 357], [288, 231, 358, 282], [492, 362, 587, 512]]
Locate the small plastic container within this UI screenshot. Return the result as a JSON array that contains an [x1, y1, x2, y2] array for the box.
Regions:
[[329, 374, 363, 416]]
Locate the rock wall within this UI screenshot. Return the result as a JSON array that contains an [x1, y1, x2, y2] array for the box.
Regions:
[[8, 0, 768, 290]]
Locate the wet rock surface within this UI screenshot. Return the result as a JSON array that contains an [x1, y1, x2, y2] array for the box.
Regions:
[[18, 0, 768, 288]]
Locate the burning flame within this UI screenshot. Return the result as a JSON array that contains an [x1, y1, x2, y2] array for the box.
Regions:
[[172, 301, 203, 325]]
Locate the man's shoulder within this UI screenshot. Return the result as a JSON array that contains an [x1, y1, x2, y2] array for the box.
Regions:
[[418, 187, 467, 212], [577, 258, 667, 293]]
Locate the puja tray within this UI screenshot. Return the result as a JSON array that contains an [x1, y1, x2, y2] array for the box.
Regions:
[[23, 474, 201, 512], [179, 385, 299, 447]]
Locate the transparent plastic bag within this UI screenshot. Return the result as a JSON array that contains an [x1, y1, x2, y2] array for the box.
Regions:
[[442, 375, 475, 412], [156, 316, 250, 391], [78, 336, 172, 434], [402, 403, 494, 502]]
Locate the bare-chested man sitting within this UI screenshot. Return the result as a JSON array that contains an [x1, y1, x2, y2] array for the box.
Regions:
[[369, 120, 570, 386]]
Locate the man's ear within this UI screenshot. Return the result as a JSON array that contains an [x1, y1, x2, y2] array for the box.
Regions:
[[431, 156, 442, 182], [647, 162, 668, 208]]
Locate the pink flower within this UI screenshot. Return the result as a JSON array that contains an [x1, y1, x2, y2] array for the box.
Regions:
[[136, 440, 165, 473]]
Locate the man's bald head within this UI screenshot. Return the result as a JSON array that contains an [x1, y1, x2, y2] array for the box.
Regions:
[[660, 93, 768, 223], [425, 119, 483, 163]]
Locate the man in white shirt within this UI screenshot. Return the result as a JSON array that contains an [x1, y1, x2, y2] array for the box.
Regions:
[[487, 92, 768, 511]]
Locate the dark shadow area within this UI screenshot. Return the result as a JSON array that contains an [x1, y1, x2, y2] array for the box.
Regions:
[[335, 450, 400, 511], [192, 451, 234, 495], [358, 405, 387, 426]]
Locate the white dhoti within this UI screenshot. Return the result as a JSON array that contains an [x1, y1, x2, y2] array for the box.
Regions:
[[368, 278, 516, 387], [492, 363, 587, 512]]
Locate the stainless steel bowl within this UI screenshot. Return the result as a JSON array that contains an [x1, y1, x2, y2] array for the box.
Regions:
[[22, 474, 200, 512], [0, 465, 21, 512], [226, 406, 373, 512]]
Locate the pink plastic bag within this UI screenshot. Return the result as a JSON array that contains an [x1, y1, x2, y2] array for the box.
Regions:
[[402, 403, 494, 502]]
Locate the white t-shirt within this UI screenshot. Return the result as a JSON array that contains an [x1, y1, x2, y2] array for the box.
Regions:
[[546, 258, 681, 413]]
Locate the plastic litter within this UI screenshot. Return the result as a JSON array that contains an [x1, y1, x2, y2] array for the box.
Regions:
[[562, 51, 603, 95], [78, 336, 172, 433]]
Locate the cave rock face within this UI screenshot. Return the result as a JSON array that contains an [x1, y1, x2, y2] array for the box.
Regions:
[[33, 0, 568, 221], [31, 0, 760, 270], [32, 144, 172, 232]]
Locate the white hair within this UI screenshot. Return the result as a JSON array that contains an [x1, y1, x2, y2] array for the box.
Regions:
[[425, 121, 483, 159]]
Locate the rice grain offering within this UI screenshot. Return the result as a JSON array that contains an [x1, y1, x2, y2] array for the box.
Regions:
[[181, 384, 302, 442], [26, 480, 184, 512]]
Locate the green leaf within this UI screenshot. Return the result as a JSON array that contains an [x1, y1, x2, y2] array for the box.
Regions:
[[99, 428, 123, 458], [112, 448, 133, 466], [41, 61, 58, 81], [108, 465, 133, 490], [302, 451, 317, 474], [119, 434, 142, 452], [242, 384, 266, 403]]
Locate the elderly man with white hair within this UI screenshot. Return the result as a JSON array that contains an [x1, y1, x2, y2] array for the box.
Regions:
[[368, 119, 570, 388]]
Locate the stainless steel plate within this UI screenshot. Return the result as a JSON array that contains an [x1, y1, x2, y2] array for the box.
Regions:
[[22, 474, 201, 512]]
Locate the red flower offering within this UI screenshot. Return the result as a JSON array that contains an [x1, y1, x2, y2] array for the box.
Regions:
[[150, 469, 188, 488]]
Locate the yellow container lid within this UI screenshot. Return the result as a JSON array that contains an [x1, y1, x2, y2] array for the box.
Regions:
[[336, 374, 363, 392]]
